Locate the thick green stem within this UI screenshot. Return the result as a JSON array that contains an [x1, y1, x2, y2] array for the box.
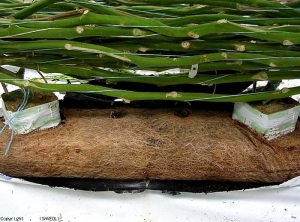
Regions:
[[1, 40, 300, 69], [68, 0, 140, 17], [118, 5, 217, 17], [0, 71, 299, 102], [7, 12, 300, 45], [164, 14, 300, 26], [0, 25, 155, 39], [134, 0, 300, 16], [12, 0, 61, 19], [17, 63, 300, 86]]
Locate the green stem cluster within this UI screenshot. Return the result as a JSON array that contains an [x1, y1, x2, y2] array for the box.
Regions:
[[0, 0, 299, 102]]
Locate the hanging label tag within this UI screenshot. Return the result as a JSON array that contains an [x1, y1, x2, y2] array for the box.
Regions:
[[188, 64, 198, 78]]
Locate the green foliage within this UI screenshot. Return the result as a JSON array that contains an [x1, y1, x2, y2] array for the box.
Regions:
[[0, 0, 300, 102]]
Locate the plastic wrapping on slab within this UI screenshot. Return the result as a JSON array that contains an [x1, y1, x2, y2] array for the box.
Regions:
[[232, 102, 300, 140], [5, 174, 299, 189], [1, 98, 61, 134], [0, 173, 299, 222], [17, 178, 279, 193]]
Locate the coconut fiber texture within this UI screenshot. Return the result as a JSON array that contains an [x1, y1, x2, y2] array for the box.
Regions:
[[0, 107, 299, 183]]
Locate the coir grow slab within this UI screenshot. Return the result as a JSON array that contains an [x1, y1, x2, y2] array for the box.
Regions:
[[0, 98, 299, 192]]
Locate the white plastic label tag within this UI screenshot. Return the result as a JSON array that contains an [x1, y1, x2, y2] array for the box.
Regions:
[[188, 64, 198, 78]]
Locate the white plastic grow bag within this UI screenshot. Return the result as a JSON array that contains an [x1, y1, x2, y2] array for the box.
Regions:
[[1, 97, 61, 134], [232, 101, 300, 140]]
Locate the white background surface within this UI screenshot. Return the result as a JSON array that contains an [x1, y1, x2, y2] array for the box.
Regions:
[[0, 176, 299, 222]]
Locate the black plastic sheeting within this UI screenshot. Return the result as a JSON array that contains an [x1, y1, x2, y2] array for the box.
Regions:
[[21, 178, 279, 194], [86, 80, 252, 95], [61, 92, 235, 111]]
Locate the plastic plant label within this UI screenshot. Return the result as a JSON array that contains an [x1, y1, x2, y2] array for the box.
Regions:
[[232, 101, 300, 140], [1, 98, 61, 134]]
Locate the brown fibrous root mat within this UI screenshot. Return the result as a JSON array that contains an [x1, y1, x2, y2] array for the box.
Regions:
[[0, 107, 299, 183]]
